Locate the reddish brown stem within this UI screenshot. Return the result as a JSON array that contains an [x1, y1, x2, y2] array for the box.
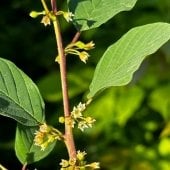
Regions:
[[51, 0, 57, 12], [51, 0, 76, 159], [71, 31, 81, 43]]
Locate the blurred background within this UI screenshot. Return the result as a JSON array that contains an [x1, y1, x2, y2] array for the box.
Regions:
[[0, 0, 170, 169]]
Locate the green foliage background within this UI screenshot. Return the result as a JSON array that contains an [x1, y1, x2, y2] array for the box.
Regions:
[[0, 0, 170, 169]]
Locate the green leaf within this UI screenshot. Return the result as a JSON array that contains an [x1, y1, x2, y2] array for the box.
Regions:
[[149, 84, 170, 120], [0, 58, 45, 126], [68, 0, 137, 31], [88, 23, 170, 98], [15, 124, 56, 164]]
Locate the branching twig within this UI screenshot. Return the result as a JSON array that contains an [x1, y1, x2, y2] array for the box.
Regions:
[[71, 31, 81, 43]]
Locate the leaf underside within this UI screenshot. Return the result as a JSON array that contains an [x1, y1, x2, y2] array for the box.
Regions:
[[88, 22, 170, 98], [0, 58, 45, 126], [68, 0, 137, 31]]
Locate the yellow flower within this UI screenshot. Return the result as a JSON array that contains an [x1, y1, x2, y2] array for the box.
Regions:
[[71, 106, 82, 119], [77, 150, 87, 161], [86, 162, 100, 169], [34, 131, 45, 146], [34, 123, 62, 150], [79, 51, 89, 63], [85, 117, 96, 128], [78, 121, 88, 131], [84, 41, 95, 50], [39, 123, 51, 133], [77, 102, 86, 112], [41, 15, 51, 26], [63, 12, 74, 22], [60, 159, 69, 168]]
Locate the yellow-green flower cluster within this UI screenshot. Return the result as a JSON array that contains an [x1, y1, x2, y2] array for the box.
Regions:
[[34, 123, 63, 151], [71, 102, 96, 131], [64, 41, 95, 63], [59, 102, 96, 131], [60, 150, 100, 169], [29, 10, 74, 27]]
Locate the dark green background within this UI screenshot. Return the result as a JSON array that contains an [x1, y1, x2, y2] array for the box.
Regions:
[[0, 0, 170, 169]]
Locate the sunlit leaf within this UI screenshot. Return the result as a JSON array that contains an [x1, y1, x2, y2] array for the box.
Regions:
[[88, 23, 170, 98], [0, 58, 45, 126], [68, 0, 137, 31]]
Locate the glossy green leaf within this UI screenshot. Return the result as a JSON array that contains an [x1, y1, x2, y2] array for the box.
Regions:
[[68, 0, 137, 31], [88, 23, 170, 98], [0, 58, 45, 126], [15, 124, 56, 164]]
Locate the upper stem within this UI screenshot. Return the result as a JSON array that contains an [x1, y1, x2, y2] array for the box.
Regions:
[[53, 21, 70, 118], [50, 0, 76, 159]]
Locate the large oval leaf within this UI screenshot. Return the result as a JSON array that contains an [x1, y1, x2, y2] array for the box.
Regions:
[[0, 58, 45, 126], [15, 124, 56, 164], [88, 23, 170, 98], [68, 0, 137, 31]]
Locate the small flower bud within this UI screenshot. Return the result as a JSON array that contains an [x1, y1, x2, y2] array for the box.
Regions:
[[74, 41, 95, 50], [74, 41, 86, 49], [29, 11, 40, 18], [87, 162, 100, 169], [69, 158, 76, 166], [84, 41, 95, 50], [59, 116, 65, 123]]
